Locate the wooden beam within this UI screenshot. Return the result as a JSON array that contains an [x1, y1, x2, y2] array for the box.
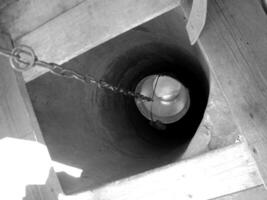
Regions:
[[0, 0, 85, 39], [0, 33, 62, 200], [182, 0, 267, 186], [214, 186, 267, 200], [92, 142, 263, 200], [1, 0, 180, 82]]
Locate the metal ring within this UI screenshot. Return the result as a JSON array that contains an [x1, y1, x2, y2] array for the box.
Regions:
[[9, 45, 36, 72]]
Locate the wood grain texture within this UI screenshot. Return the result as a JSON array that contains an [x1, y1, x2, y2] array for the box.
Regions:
[[0, 34, 39, 140], [11, 0, 180, 82], [93, 142, 263, 200], [0, 0, 85, 39], [213, 185, 267, 200], [182, 0, 267, 187], [0, 33, 62, 200]]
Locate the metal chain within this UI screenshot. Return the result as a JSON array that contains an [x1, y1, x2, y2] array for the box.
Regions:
[[0, 45, 152, 102]]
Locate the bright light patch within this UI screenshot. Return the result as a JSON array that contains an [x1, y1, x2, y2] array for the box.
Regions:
[[0, 137, 51, 199], [0, 137, 83, 200], [52, 161, 83, 178]]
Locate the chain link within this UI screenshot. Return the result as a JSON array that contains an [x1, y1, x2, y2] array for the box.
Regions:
[[0, 45, 152, 102]]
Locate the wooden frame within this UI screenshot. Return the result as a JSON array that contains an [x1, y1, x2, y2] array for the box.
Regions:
[[59, 141, 262, 200], [92, 141, 263, 200], [0, 0, 181, 82], [0, 0, 267, 199]]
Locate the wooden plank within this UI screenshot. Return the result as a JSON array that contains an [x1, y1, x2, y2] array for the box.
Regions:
[[10, 0, 180, 82], [0, 0, 85, 39], [0, 33, 62, 200], [182, 0, 267, 186], [214, 185, 267, 200], [0, 34, 41, 140], [92, 142, 263, 200]]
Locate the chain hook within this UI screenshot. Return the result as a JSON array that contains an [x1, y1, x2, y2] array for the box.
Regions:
[[9, 45, 36, 72]]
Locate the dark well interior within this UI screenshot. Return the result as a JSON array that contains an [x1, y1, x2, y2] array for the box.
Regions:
[[27, 8, 210, 194]]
